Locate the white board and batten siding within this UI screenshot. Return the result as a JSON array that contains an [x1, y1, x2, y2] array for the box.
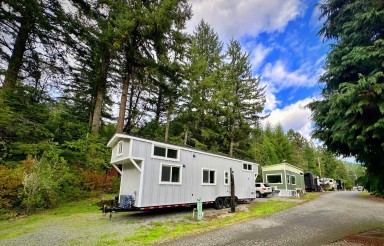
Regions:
[[108, 134, 258, 208]]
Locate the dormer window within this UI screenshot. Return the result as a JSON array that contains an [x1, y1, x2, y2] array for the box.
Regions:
[[117, 141, 123, 156]]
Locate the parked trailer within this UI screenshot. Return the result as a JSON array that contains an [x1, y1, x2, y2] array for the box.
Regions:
[[335, 179, 344, 191], [304, 172, 321, 192], [103, 134, 258, 213]]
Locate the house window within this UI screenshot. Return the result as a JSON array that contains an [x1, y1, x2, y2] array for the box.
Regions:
[[203, 169, 216, 185], [154, 146, 166, 157], [117, 141, 123, 156], [291, 175, 296, 185], [160, 164, 181, 184], [224, 170, 229, 185], [266, 174, 282, 184], [287, 174, 290, 184], [153, 145, 179, 160], [243, 163, 253, 171]]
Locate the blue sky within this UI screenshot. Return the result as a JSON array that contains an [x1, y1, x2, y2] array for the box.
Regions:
[[186, 0, 328, 139]]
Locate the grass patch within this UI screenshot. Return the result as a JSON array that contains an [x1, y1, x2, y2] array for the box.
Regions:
[[299, 192, 321, 201], [0, 194, 112, 240], [358, 191, 370, 198], [123, 200, 297, 245]]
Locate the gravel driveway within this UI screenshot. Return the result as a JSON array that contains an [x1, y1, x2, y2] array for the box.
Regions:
[[160, 191, 384, 246]]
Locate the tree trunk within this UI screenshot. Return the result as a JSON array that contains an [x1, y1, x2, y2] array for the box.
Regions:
[[3, 10, 34, 90], [116, 72, 130, 133], [164, 106, 173, 143], [124, 79, 135, 133], [155, 88, 163, 123], [91, 49, 111, 133]]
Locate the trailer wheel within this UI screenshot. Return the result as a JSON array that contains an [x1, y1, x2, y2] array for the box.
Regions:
[[234, 196, 238, 207], [214, 197, 224, 210], [223, 197, 231, 208], [256, 191, 261, 198]]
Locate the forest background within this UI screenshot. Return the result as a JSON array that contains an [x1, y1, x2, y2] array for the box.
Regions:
[[0, 0, 366, 219]]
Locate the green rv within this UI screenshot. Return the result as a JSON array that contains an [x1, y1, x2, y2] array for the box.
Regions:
[[261, 163, 305, 197]]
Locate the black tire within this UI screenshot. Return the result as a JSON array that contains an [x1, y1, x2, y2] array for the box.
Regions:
[[256, 191, 261, 198], [262, 194, 268, 198], [234, 196, 238, 207], [214, 197, 224, 210], [223, 197, 231, 208]]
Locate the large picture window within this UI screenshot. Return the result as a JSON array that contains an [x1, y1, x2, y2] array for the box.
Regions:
[[160, 164, 181, 184], [202, 169, 216, 185], [266, 174, 282, 184], [152, 145, 179, 160]]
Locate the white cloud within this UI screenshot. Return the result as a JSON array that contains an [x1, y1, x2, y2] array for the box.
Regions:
[[186, 0, 304, 40], [262, 98, 314, 139], [262, 60, 319, 93], [250, 44, 273, 71]]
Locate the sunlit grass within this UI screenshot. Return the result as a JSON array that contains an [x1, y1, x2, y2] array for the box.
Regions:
[[123, 200, 297, 245]]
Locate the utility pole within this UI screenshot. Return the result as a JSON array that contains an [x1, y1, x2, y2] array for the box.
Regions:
[[230, 168, 235, 213], [317, 157, 322, 177]]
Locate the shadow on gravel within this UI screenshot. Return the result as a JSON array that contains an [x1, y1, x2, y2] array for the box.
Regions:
[[331, 229, 384, 245]]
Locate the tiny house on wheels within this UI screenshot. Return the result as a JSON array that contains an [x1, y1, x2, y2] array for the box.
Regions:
[[261, 163, 305, 197], [106, 134, 258, 211]]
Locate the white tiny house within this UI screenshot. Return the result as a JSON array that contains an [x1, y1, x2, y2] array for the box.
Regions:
[[107, 134, 258, 210]]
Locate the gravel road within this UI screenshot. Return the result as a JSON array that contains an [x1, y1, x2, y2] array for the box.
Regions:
[[160, 191, 384, 246]]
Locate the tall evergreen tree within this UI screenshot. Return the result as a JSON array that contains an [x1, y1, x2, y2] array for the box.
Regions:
[[309, 0, 384, 194], [179, 20, 224, 150], [222, 39, 265, 157]]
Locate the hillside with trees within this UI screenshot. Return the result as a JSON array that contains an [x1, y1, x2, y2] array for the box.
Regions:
[[0, 0, 366, 218]]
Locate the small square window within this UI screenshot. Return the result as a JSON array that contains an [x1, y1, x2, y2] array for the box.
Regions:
[[291, 176, 296, 185], [160, 164, 181, 184], [167, 148, 178, 159], [154, 146, 166, 157], [203, 169, 216, 184]]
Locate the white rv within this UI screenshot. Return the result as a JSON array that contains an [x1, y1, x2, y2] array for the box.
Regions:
[[107, 134, 258, 210]]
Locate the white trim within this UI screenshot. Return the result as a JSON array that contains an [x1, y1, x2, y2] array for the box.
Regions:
[[128, 139, 133, 157], [224, 170, 229, 185], [266, 173, 283, 184], [159, 163, 182, 185], [284, 163, 288, 192], [138, 160, 145, 207], [202, 168, 216, 185], [117, 140, 124, 157], [110, 134, 258, 166], [130, 159, 142, 172], [151, 144, 180, 162], [112, 164, 122, 175]]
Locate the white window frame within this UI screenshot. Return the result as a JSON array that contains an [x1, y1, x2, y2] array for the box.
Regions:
[[287, 174, 290, 184], [117, 141, 124, 156], [159, 163, 182, 185], [291, 175, 296, 185], [151, 144, 180, 161], [202, 168, 216, 185], [224, 170, 229, 185], [266, 174, 283, 184], [242, 162, 253, 172]]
